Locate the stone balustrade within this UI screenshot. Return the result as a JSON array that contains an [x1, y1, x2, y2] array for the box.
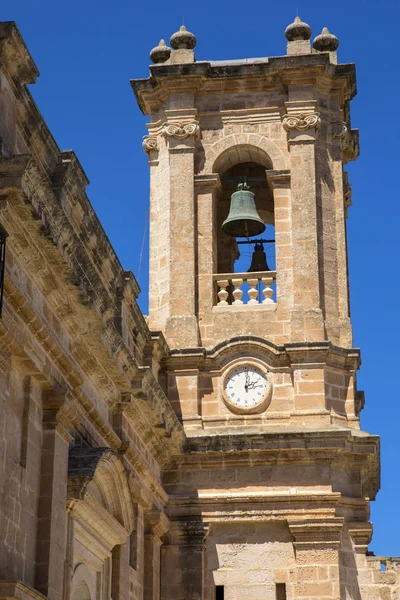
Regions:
[[213, 271, 276, 307]]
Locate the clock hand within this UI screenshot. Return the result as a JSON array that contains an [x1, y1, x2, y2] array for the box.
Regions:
[[244, 369, 250, 392]]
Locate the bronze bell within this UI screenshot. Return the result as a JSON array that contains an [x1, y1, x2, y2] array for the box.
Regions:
[[222, 183, 266, 238], [248, 241, 270, 272]]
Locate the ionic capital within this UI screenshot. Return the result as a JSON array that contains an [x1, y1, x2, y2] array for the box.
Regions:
[[282, 112, 321, 132], [332, 121, 348, 145], [142, 135, 158, 154], [161, 120, 200, 140]]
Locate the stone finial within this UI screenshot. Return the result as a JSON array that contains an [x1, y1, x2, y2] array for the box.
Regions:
[[170, 25, 197, 50], [285, 16, 312, 41], [313, 27, 339, 51], [150, 39, 171, 64]]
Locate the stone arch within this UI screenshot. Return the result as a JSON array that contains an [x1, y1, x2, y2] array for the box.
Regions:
[[207, 134, 288, 174], [71, 564, 94, 600], [206, 335, 287, 370], [67, 447, 135, 534]]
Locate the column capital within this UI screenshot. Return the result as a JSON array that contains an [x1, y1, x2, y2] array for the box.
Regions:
[[144, 509, 170, 542], [161, 120, 200, 140], [347, 521, 373, 553], [288, 518, 344, 550], [42, 389, 83, 442], [266, 169, 291, 189], [282, 100, 320, 143], [162, 108, 200, 151], [194, 173, 221, 192]]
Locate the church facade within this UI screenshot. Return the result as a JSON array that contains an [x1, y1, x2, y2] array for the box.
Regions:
[[0, 16, 398, 600]]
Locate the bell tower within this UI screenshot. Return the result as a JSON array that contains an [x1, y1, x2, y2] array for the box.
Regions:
[[132, 17, 361, 432], [132, 18, 381, 600]]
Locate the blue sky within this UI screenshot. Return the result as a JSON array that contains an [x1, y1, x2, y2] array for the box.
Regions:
[[3, 0, 400, 556]]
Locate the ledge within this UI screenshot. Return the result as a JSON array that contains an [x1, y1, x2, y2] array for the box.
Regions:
[[0, 581, 46, 600]]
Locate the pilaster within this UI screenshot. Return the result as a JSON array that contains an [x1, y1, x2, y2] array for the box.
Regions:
[[282, 98, 325, 341], [144, 510, 169, 600], [266, 170, 292, 321], [195, 174, 221, 335], [162, 108, 200, 348], [35, 390, 82, 600], [161, 521, 210, 600], [288, 519, 343, 599]]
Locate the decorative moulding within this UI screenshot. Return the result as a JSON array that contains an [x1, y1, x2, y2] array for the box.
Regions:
[[161, 121, 200, 140], [142, 135, 158, 153], [282, 112, 321, 132]]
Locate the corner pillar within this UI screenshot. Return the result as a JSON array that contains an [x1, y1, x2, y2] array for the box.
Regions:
[[282, 99, 325, 341], [162, 109, 200, 348], [267, 170, 292, 320], [195, 174, 221, 324], [288, 518, 343, 599], [144, 510, 169, 600], [161, 521, 210, 600], [35, 390, 82, 600]]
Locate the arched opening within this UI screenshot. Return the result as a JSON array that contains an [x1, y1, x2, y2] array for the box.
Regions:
[[212, 146, 276, 306], [217, 161, 275, 275], [74, 581, 91, 600]]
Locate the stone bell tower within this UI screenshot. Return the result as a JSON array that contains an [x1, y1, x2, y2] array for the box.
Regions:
[[132, 19, 380, 600]]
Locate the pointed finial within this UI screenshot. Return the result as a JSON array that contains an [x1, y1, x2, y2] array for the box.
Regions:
[[170, 25, 197, 49], [285, 15, 312, 41], [313, 27, 339, 51], [150, 39, 172, 64]]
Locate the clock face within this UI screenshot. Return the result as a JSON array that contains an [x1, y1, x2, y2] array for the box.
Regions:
[[223, 365, 270, 412]]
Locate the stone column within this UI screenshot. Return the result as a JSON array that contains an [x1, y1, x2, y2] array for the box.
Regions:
[[194, 174, 220, 335], [333, 124, 353, 348], [144, 510, 169, 600], [288, 518, 343, 599], [282, 99, 325, 341], [35, 390, 82, 600], [267, 170, 292, 334], [161, 521, 209, 600], [143, 133, 165, 332], [162, 109, 200, 348], [111, 541, 130, 600]]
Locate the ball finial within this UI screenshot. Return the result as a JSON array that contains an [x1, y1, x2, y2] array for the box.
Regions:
[[285, 16, 312, 41], [150, 39, 171, 64], [313, 27, 339, 52], [170, 25, 197, 50]]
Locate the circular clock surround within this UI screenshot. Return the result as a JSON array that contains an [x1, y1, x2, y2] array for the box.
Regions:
[[221, 360, 273, 414]]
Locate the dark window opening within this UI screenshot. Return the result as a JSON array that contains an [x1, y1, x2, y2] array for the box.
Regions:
[[0, 224, 8, 318], [276, 583, 287, 600], [215, 585, 224, 600]]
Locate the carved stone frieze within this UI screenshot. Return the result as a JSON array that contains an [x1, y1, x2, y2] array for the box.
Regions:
[[161, 120, 200, 140], [142, 135, 158, 153], [282, 112, 320, 132]]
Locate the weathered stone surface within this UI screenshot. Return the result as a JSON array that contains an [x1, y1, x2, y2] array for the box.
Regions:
[[0, 17, 397, 600]]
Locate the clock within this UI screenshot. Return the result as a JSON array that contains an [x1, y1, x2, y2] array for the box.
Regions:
[[222, 362, 272, 414]]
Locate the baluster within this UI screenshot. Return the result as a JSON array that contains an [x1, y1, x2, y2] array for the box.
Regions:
[[262, 276, 274, 304], [216, 279, 229, 305], [247, 277, 259, 304], [231, 278, 244, 304]]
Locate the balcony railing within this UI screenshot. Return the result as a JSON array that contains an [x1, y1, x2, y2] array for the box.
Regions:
[[213, 271, 276, 307]]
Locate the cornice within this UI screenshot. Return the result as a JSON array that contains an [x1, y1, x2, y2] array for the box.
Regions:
[[131, 55, 356, 115], [0, 22, 39, 86], [166, 337, 361, 371]]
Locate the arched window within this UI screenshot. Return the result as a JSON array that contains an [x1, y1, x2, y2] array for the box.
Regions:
[[73, 581, 91, 600], [212, 145, 276, 306]]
